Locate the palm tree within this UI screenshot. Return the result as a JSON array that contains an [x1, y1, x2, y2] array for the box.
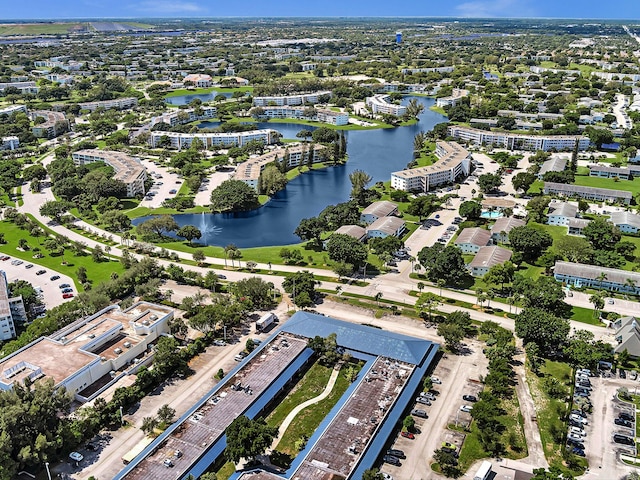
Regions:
[[589, 293, 605, 318], [597, 272, 608, 290], [349, 169, 372, 202], [437, 279, 446, 297], [374, 292, 383, 306], [417, 282, 425, 293], [478, 294, 488, 312], [486, 289, 495, 309], [625, 278, 637, 293], [406, 98, 425, 118], [164, 289, 174, 302], [507, 295, 515, 314], [335, 285, 342, 295]]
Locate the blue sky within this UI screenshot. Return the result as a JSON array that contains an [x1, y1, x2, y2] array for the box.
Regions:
[[3, 0, 640, 20]]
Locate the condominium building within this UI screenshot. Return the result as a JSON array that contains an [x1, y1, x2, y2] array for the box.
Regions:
[[252, 106, 349, 126], [0, 302, 174, 402], [588, 164, 640, 180], [401, 66, 454, 74], [365, 94, 407, 116], [149, 129, 279, 150], [183, 73, 212, 88], [447, 125, 590, 152], [30, 111, 69, 138], [538, 157, 568, 179], [72, 149, 147, 197], [0, 82, 39, 94], [1, 136, 19, 151], [436, 88, 470, 108], [554, 261, 640, 294], [78, 97, 138, 112], [468, 245, 513, 277], [0, 104, 28, 116], [0, 271, 26, 341], [609, 211, 640, 234], [233, 143, 326, 190], [149, 106, 217, 128], [543, 182, 632, 205], [391, 141, 471, 192], [360, 200, 398, 225], [253, 91, 332, 107]]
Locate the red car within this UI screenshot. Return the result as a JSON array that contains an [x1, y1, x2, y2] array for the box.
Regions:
[[62, 293, 74, 299], [400, 431, 415, 439]]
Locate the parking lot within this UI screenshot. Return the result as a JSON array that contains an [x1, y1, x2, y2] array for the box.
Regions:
[[138, 159, 183, 208], [380, 339, 488, 479], [0, 255, 76, 310]]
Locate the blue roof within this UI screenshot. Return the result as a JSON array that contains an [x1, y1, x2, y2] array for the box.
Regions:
[[282, 311, 436, 365]]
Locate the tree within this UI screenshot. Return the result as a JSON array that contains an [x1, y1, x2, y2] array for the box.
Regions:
[[586, 127, 614, 148], [417, 292, 441, 322], [508, 225, 553, 261], [514, 275, 569, 315], [294, 217, 326, 247], [39, 200, 73, 221], [589, 293, 605, 317], [210, 180, 260, 212], [349, 169, 372, 204], [326, 234, 368, 268], [526, 342, 544, 374], [362, 469, 384, 480], [157, 404, 176, 425], [555, 236, 593, 263], [477, 173, 502, 193], [484, 262, 515, 293], [282, 271, 318, 301], [426, 245, 470, 287], [583, 217, 621, 251], [407, 194, 441, 221], [192, 250, 206, 265], [459, 200, 482, 219], [225, 416, 278, 464], [141, 416, 159, 435], [259, 164, 287, 196], [438, 322, 465, 350], [137, 215, 179, 239], [233, 277, 275, 310], [405, 98, 425, 118], [176, 225, 202, 246], [515, 307, 570, 352], [512, 172, 536, 193]]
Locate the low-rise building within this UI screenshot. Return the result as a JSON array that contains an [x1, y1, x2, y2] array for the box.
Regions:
[[547, 201, 578, 226], [390, 141, 471, 192], [455, 227, 492, 254], [333, 225, 367, 242], [1, 136, 19, 150], [183, 73, 212, 88], [0, 104, 28, 116], [72, 149, 147, 197], [468, 245, 513, 277], [436, 88, 469, 108], [568, 218, 591, 236], [252, 106, 348, 125], [543, 182, 632, 205], [490, 217, 525, 243], [610, 211, 640, 234], [0, 271, 26, 341], [365, 94, 407, 116], [149, 129, 279, 150], [553, 261, 640, 294], [360, 200, 398, 225], [448, 125, 590, 152], [30, 110, 69, 138], [365, 216, 406, 238], [253, 91, 332, 107], [538, 157, 568, 180], [0, 302, 174, 401], [77, 97, 138, 112], [589, 164, 640, 180], [613, 317, 640, 358], [149, 106, 217, 128]]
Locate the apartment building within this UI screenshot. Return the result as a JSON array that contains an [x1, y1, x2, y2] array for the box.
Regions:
[[588, 164, 640, 180], [447, 125, 590, 152], [0, 104, 28, 116], [468, 246, 513, 277], [233, 144, 326, 190], [149, 129, 279, 150], [0, 271, 26, 341], [149, 106, 217, 128], [252, 106, 349, 125], [554, 261, 640, 294], [391, 141, 471, 192], [183, 73, 212, 87], [609, 211, 640, 234], [365, 94, 407, 116], [436, 88, 470, 108], [538, 157, 568, 179], [1, 137, 20, 151], [360, 201, 399, 224], [543, 182, 632, 204], [30, 111, 69, 138], [78, 97, 138, 112], [0, 302, 173, 401], [72, 149, 147, 197], [253, 91, 332, 107], [0, 82, 39, 94]]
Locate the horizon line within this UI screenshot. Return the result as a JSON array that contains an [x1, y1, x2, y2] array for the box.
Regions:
[[2, 16, 640, 21]]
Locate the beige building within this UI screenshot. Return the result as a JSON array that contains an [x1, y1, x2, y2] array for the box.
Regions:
[[72, 149, 147, 197]]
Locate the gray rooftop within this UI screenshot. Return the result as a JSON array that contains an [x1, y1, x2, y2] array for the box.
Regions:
[[544, 182, 633, 200], [610, 211, 640, 229], [282, 312, 434, 365], [548, 201, 578, 218]]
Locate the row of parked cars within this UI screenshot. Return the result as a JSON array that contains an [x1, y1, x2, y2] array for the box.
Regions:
[[567, 368, 592, 456]]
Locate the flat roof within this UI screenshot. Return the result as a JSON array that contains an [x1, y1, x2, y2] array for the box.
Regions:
[[282, 312, 433, 365]]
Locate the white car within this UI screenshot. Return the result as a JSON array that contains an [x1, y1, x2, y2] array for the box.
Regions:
[[569, 426, 585, 436], [69, 452, 84, 462], [431, 376, 442, 384], [460, 404, 473, 413], [570, 414, 587, 425]]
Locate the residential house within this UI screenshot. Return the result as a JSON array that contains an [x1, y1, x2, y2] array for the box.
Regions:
[[568, 218, 591, 236], [537, 157, 568, 180], [360, 201, 398, 225], [455, 227, 492, 254], [610, 211, 640, 234], [490, 217, 525, 243], [553, 261, 640, 294], [547, 201, 578, 226], [365, 217, 406, 239], [468, 246, 513, 277], [543, 182, 632, 205]]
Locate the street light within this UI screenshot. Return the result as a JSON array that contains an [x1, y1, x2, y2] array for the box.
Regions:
[[119, 406, 124, 426], [44, 462, 51, 480]]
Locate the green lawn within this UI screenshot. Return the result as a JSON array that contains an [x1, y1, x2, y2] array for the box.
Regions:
[[0, 23, 88, 35], [164, 86, 253, 98], [0, 220, 124, 289], [573, 175, 640, 196]]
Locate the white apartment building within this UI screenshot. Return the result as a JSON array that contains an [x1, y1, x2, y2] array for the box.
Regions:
[[0, 271, 26, 341], [391, 141, 471, 192], [436, 88, 470, 108], [0, 82, 39, 94], [30, 110, 69, 138], [253, 91, 332, 107], [447, 125, 590, 152], [150, 106, 217, 128], [72, 150, 147, 197], [183, 73, 212, 87], [78, 97, 138, 112], [0, 104, 28, 116], [149, 129, 280, 150], [0, 302, 173, 401], [1, 136, 19, 150], [252, 106, 349, 126], [365, 94, 407, 116], [233, 144, 326, 190]]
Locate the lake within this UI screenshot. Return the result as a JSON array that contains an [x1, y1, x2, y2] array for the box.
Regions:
[[135, 96, 447, 248]]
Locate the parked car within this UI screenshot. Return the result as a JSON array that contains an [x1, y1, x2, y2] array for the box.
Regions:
[[460, 405, 473, 413], [59, 283, 71, 289], [62, 293, 74, 299], [431, 376, 442, 384], [567, 438, 584, 449], [568, 433, 584, 443], [213, 340, 227, 347], [569, 426, 585, 436], [25, 264, 34, 269], [416, 397, 431, 405], [442, 442, 456, 450], [62, 288, 73, 294], [630, 371, 638, 380], [411, 409, 428, 418], [614, 434, 635, 445], [169, 189, 177, 194], [386, 449, 405, 459], [620, 369, 627, 379], [420, 392, 436, 401], [400, 431, 415, 439], [0, 255, 9, 261], [570, 414, 587, 425], [36, 270, 46, 275], [50, 275, 60, 281], [615, 418, 633, 428], [462, 395, 477, 402], [619, 412, 634, 422], [572, 447, 586, 457], [383, 455, 401, 466], [571, 409, 587, 418]]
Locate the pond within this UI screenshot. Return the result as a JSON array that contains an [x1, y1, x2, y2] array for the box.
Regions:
[[135, 96, 447, 248]]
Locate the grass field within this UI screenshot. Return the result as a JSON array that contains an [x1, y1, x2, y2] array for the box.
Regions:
[[573, 174, 640, 196], [0, 23, 89, 35], [164, 86, 253, 98]]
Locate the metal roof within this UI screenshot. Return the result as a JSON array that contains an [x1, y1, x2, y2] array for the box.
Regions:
[[282, 312, 435, 366]]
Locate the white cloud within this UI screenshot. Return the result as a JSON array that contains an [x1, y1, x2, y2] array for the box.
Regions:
[[133, 1, 205, 14], [455, 0, 536, 17]]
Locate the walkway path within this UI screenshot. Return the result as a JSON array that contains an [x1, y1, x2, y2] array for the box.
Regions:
[[269, 367, 340, 452]]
